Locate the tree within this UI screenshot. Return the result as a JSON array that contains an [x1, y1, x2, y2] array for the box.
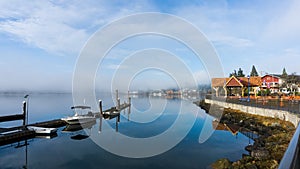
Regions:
[[287, 72, 297, 84], [250, 65, 259, 76], [282, 68, 288, 79], [229, 68, 245, 77], [237, 68, 245, 77], [229, 70, 237, 77]]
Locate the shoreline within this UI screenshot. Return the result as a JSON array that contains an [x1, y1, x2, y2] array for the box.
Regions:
[[194, 100, 295, 169]]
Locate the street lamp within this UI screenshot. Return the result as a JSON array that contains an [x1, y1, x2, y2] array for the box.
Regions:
[[247, 75, 250, 102]]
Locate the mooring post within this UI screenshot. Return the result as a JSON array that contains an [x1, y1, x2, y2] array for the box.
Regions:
[[115, 118, 119, 132], [123, 101, 126, 114], [99, 115, 102, 133], [128, 90, 130, 103], [129, 97, 131, 105], [22, 101, 26, 126], [117, 98, 120, 110], [127, 108, 130, 121], [24, 94, 29, 127], [128, 97, 131, 113], [99, 100, 103, 115], [116, 89, 119, 103]]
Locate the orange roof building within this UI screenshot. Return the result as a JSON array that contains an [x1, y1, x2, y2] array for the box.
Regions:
[[211, 76, 262, 97]]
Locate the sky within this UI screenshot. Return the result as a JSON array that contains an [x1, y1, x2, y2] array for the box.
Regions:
[[0, 0, 299, 92]]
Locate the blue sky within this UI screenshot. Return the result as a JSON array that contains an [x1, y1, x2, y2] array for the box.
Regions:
[[0, 0, 299, 91]]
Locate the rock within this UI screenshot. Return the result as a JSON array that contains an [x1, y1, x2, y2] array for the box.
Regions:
[[251, 149, 270, 159], [245, 163, 258, 169], [211, 158, 232, 169], [196, 100, 295, 168], [245, 145, 253, 152], [271, 122, 280, 127], [255, 160, 278, 169], [232, 160, 241, 166]]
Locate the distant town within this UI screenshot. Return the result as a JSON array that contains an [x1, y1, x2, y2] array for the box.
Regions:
[[129, 85, 210, 100], [128, 66, 300, 100]]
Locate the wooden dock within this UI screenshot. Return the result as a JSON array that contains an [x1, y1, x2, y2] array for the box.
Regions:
[[0, 130, 35, 146], [0, 89, 132, 146], [31, 119, 66, 128], [96, 90, 131, 120], [0, 114, 25, 123], [0, 119, 66, 146]]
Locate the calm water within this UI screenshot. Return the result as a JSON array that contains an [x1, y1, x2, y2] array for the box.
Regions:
[[0, 93, 251, 169]]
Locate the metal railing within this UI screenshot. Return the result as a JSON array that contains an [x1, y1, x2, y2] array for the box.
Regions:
[[206, 94, 300, 114], [206, 94, 300, 168], [279, 123, 300, 169]]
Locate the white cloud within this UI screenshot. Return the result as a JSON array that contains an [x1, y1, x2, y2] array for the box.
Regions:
[[173, 4, 254, 49], [0, 18, 88, 55], [0, 0, 156, 55], [264, 0, 300, 42], [210, 34, 253, 48], [261, 48, 300, 74]]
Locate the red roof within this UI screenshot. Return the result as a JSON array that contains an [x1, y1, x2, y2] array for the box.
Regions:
[[226, 76, 243, 87], [212, 76, 262, 87]]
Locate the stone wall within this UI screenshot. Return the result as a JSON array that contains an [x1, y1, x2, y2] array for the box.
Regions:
[[205, 99, 300, 127]]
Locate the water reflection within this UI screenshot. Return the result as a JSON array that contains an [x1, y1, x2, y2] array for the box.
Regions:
[[62, 121, 96, 132], [212, 120, 258, 145], [0, 94, 252, 169]]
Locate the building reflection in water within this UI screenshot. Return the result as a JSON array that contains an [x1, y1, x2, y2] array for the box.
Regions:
[[212, 120, 258, 145]]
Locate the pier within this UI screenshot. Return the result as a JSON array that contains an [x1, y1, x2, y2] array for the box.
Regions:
[[0, 90, 132, 146], [96, 89, 131, 120], [0, 119, 66, 146]]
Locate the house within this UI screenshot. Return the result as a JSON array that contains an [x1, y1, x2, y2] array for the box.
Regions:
[[261, 74, 283, 93], [212, 76, 261, 97]]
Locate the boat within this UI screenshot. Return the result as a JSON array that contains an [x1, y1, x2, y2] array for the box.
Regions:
[[35, 133, 58, 139], [27, 126, 57, 135], [71, 134, 89, 140], [62, 120, 96, 132], [61, 106, 96, 125]]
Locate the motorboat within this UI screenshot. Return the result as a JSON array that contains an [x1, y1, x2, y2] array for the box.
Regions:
[[61, 106, 96, 125], [62, 115, 96, 125], [27, 126, 57, 135], [62, 120, 96, 132]]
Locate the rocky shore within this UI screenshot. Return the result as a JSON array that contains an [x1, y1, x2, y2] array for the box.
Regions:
[[194, 100, 296, 169]]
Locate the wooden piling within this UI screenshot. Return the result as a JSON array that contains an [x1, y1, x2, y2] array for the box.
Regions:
[[116, 89, 119, 102], [128, 91, 130, 103], [22, 101, 26, 126], [117, 98, 120, 110], [117, 114, 120, 123], [99, 100, 103, 115], [99, 116, 102, 133], [115, 119, 119, 132]]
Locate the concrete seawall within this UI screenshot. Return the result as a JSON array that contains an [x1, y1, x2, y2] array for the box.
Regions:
[[205, 99, 300, 127]]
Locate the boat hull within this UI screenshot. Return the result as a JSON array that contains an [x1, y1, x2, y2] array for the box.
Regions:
[[62, 116, 96, 125], [27, 126, 57, 135]]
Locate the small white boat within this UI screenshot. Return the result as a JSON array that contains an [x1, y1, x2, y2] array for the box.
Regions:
[[27, 126, 57, 135], [61, 106, 96, 125]]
